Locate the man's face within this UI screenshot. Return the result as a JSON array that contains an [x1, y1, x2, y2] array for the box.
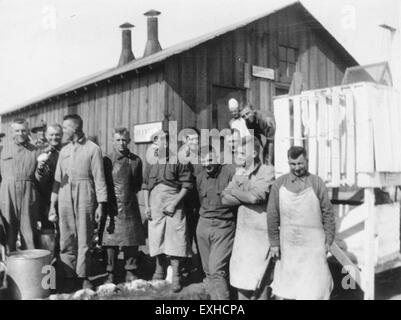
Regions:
[[201, 152, 220, 175], [62, 119, 77, 142], [46, 126, 62, 147], [236, 144, 256, 168], [241, 107, 255, 125], [113, 133, 130, 153], [185, 134, 199, 153], [36, 130, 46, 141], [289, 154, 308, 177], [228, 99, 240, 119], [229, 106, 240, 119], [11, 123, 29, 144]]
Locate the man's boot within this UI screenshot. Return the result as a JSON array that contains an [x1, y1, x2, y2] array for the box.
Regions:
[[170, 257, 182, 293], [104, 272, 114, 284], [125, 270, 139, 282], [82, 278, 94, 290], [152, 254, 167, 280]]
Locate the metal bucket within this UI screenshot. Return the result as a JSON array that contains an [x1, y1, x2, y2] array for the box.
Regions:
[[5, 249, 52, 300]]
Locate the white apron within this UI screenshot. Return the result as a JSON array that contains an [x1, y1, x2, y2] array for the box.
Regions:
[[271, 187, 333, 300], [148, 183, 192, 258], [229, 204, 270, 291]]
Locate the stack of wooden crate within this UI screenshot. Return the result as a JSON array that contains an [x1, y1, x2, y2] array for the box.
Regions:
[[335, 202, 400, 268], [273, 81, 401, 188], [273, 82, 401, 299]]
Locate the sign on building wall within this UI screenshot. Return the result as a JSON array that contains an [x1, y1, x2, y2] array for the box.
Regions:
[[252, 65, 275, 80], [133, 121, 162, 143]]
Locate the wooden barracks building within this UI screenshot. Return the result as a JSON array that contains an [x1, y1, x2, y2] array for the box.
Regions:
[[0, 1, 357, 160]]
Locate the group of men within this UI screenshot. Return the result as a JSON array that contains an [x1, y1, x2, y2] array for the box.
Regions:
[[0, 97, 336, 300]]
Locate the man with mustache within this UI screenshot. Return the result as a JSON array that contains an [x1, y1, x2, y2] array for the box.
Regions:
[[0, 118, 40, 251], [267, 146, 335, 300]]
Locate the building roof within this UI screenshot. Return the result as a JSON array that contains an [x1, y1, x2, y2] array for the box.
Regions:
[[2, 1, 358, 116]]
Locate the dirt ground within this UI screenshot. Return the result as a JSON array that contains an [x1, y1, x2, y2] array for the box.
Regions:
[[45, 252, 401, 300]]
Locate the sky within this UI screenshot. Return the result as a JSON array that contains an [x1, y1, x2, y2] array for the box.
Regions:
[[0, 0, 399, 112]]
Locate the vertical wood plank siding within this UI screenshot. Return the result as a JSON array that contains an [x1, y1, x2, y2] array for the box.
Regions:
[[2, 6, 355, 163]]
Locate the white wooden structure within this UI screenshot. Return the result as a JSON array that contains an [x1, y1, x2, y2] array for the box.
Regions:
[[273, 81, 401, 300]]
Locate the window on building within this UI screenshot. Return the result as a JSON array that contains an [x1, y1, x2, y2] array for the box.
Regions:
[[278, 45, 298, 84]]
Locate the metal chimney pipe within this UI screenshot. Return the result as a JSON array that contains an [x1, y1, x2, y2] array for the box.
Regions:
[[143, 10, 162, 57], [118, 22, 135, 67]]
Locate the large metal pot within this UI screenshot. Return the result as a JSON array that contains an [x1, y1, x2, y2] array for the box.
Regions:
[[5, 249, 52, 300]]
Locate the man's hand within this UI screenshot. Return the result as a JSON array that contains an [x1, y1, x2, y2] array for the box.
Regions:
[[95, 203, 106, 223], [163, 203, 176, 217], [37, 160, 46, 170], [48, 207, 58, 223], [36, 221, 42, 231], [270, 246, 280, 260], [145, 207, 152, 221]]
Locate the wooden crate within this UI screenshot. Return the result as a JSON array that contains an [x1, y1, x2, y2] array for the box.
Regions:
[[335, 203, 401, 268], [273, 82, 401, 299], [273, 82, 401, 188]]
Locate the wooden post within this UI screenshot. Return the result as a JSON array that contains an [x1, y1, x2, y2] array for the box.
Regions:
[[362, 188, 376, 300]]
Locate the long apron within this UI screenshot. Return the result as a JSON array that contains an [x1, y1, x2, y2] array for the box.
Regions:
[[102, 158, 145, 247], [229, 204, 269, 291], [148, 183, 192, 258], [271, 187, 333, 300]]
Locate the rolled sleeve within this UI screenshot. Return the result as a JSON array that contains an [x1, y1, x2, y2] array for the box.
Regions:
[[248, 166, 275, 203], [266, 182, 281, 247], [177, 163, 194, 190]]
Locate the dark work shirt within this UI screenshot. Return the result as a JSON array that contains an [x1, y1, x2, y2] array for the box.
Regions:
[[197, 164, 237, 220], [247, 110, 276, 142], [36, 145, 61, 204], [142, 161, 194, 192], [266, 172, 335, 247]]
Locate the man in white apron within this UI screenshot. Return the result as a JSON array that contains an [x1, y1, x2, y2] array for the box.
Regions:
[[222, 136, 275, 300], [142, 131, 194, 292], [267, 146, 335, 300]]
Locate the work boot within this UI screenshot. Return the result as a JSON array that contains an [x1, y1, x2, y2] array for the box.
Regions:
[[152, 255, 167, 280], [125, 270, 138, 282], [170, 258, 182, 293], [82, 278, 94, 290], [104, 272, 114, 284]]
